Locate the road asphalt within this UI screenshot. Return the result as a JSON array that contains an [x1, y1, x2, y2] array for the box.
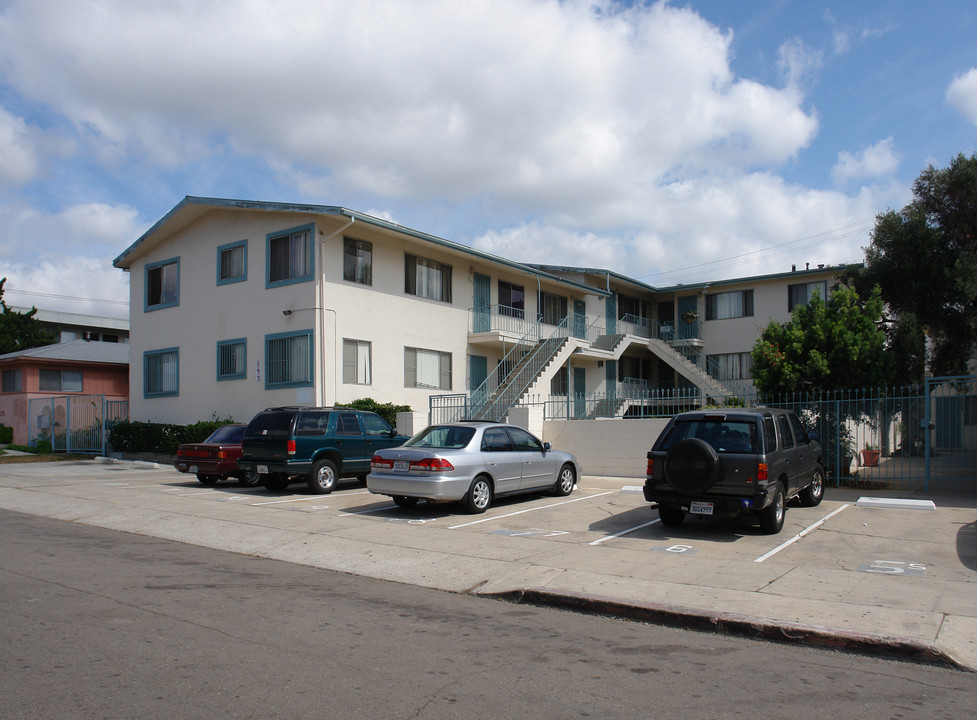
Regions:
[[0, 456, 974, 672]]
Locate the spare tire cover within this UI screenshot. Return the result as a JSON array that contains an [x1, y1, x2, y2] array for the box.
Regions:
[[664, 438, 720, 495]]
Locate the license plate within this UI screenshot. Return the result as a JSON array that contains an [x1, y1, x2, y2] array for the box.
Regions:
[[689, 501, 714, 515], [188, 465, 198, 474], [393, 460, 410, 472], [257, 465, 268, 475]]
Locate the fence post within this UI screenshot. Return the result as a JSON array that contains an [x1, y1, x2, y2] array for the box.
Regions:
[[924, 378, 931, 493]]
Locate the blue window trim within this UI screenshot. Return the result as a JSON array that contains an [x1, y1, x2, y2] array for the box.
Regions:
[[143, 347, 179, 398], [266, 223, 315, 288], [216, 338, 247, 381], [144, 257, 180, 312], [216, 239, 248, 286], [264, 329, 314, 389]]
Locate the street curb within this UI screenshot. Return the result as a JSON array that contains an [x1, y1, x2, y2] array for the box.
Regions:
[[488, 587, 970, 671]]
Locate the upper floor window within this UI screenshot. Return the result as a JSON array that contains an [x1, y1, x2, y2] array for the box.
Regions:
[[706, 289, 753, 320], [498, 280, 525, 318], [405, 347, 452, 390], [405, 254, 452, 303], [217, 339, 247, 381], [265, 330, 313, 387], [539, 291, 568, 326], [217, 240, 247, 285], [788, 281, 827, 311], [707, 352, 752, 380], [344, 237, 372, 285], [267, 225, 313, 287], [2, 369, 23, 392], [145, 257, 179, 310], [145, 348, 179, 397], [343, 339, 372, 385], [39, 369, 83, 392]]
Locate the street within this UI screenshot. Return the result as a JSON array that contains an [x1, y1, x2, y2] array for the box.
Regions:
[[1, 509, 971, 719]]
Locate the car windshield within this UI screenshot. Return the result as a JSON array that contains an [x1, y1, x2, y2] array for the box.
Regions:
[[661, 418, 758, 453], [404, 426, 476, 449], [244, 411, 295, 438], [205, 425, 245, 444]]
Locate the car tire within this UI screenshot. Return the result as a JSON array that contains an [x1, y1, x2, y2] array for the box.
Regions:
[[196, 474, 219, 486], [392, 495, 419, 508], [238, 468, 262, 488], [759, 482, 786, 534], [657, 505, 685, 527], [552, 463, 576, 496], [308, 459, 338, 495], [799, 464, 825, 507], [261, 473, 290, 491], [664, 438, 720, 495], [463, 476, 493, 514]]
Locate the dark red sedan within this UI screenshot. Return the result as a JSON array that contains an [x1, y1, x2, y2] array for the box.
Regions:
[[173, 424, 260, 487]]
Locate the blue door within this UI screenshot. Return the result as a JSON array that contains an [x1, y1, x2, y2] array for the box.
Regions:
[[573, 367, 586, 418], [473, 273, 491, 333], [573, 299, 586, 339]]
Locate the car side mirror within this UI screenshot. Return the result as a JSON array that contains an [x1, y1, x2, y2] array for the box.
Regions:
[[808, 429, 818, 442], [543, 442, 551, 452]]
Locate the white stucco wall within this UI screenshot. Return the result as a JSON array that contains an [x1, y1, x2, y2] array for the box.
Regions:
[[542, 417, 669, 478]]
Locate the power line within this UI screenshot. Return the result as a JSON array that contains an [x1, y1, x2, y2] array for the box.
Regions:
[[3, 286, 129, 306]]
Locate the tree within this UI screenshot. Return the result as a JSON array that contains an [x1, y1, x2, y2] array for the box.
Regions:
[[0, 277, 57, 355], [845, 152, 977, 379], [751, 286, 893, 397]]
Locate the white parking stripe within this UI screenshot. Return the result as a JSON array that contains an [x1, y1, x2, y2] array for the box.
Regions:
[[340, 505, 398, 516], [447, 491, 615, 529], [753, 503, 851, 563], [589, 518, 661, 546], [251, 497, 328, 506]]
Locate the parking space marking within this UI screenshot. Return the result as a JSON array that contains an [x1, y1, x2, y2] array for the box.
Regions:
[[251, 497, 329, 506], [339, 504, 398, 516], [178, 490, 224, 497], [447, 491, 615, 529], [589, 519, 661, 546], [753, 503, 850, 563]]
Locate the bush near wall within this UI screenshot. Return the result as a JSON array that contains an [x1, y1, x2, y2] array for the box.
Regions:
[[0, 423, 13, 444], [334, 398, 412, 428], [109, 420, 234, 455]]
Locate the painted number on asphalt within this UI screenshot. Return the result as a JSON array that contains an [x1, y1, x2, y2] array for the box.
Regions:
[[858, 559, 925, 576], [652, 544, 698, 555]]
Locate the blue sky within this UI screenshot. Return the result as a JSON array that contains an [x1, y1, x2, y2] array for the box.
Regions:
[[1, 0, 975, 320]]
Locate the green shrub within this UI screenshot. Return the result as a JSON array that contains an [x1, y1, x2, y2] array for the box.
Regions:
[[334, 398, 412, 428], [109, 419, 236, 454], [0, 423, 13, 444]]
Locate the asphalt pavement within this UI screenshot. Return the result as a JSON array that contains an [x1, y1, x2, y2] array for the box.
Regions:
[[0, 457, 974, 671]]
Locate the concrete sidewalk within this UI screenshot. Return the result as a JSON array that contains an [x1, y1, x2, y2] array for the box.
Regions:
[[0, 458, 974, 671]]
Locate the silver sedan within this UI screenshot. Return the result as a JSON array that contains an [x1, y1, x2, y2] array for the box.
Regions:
[[366, 421, 580, 513]]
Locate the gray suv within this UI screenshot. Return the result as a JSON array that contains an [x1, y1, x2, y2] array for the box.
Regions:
[[643, 408, 824, 533]]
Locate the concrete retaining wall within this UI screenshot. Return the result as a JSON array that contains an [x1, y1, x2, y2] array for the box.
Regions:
[[542, 418, 669, 479]]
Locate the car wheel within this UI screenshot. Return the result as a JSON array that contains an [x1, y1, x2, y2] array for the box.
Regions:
[[308, 459, 338, 494], [261, 473, 290, 491], [238, 468, 262, 488], [759, 483, 786, 534], [196, 474, 219, 486], [463, 476, 493, 514], [392, 495, 419, 508], [552, 463, 576, 496], [799, 464, 825, 507], [657, 505, 685, 526], [663, 438, 720, 495]]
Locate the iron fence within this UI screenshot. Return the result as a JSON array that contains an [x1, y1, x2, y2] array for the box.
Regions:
[[28, 395, 129, 455]]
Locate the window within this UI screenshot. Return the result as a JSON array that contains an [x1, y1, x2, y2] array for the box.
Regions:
[[343, 339, 372, 385], [2, 369, 23, 393], [707, 352, 753, 380], [405, 254, 452, 303], [145, 257, 179, 310], [267, 225, 313, 286], [551, 367, 568, 395], [343, 237, 372, 285], [481, 427, 513, 452], [39, 369, 83, 392], [618, 294, 648, 324], [405, 347, 452, 390], [789, 413, 811, 445], [498, 280, 525, 318], [705, 289, 753, 320], [506, 426, 543, 452], [265, 330, 313, 387], [336, 412, 362, 435], [778, 414, 795, 448], [362, 413, 394, 437], [217, 339, 246, 381], [296, 411, 331, 435], [763, 417, 778, 451], [217, 240, 247, 285], [788, 281, 827, 311], [539, 291, 568, 325], [144, 348, 179, 397]]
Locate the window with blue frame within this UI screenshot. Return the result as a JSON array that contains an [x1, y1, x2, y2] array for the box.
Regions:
[[217, 240, 247, 285], [217, 339, 246, 380], [145, 257, 179, 310], [265, 330, 313, 387], [144, 348, 179, 397], [267, 225, 313, 287]]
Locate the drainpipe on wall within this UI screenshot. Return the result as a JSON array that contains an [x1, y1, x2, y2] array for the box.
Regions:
[[317, 215, 355, 406]]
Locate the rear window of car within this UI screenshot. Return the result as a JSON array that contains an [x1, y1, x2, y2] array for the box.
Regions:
[[404, 426, 475, 449], [660, 418, 758, 453], [205, 425, 245, 444], [244, 411, 295, 438]]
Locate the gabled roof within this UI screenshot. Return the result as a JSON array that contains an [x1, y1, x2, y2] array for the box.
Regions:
[[0, 339, 130, 365]]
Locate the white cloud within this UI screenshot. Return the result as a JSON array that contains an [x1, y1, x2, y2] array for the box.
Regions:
[[1, 257, 129, 319], [947, 68, 977, 125], [0, 104, 40, 187], [832, 138, 900, 183]]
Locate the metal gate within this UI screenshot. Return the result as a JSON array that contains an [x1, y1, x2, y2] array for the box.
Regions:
[[27, 395, 129, 455]]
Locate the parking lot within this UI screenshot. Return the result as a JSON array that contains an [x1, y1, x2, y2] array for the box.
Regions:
[[1, 459, 975, 669]]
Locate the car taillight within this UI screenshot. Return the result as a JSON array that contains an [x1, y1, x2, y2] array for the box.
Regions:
[[372, 454, 394, 469], [757, 462, 768, 481], [410, 457, 455, 472], [217, 450, 228, 459], [646, 457, 654, 477], [287, 440, 296, 456]]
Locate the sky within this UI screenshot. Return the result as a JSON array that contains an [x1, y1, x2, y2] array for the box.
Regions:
[[0, 0, 975, 321]]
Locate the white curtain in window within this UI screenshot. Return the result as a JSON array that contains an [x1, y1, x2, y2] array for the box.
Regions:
[[416, 258, 441, 300], [356, 342, 371, 383], [289, 334, 310, 382], [159, 352, 177, 392], [416, 349, 440, 388]]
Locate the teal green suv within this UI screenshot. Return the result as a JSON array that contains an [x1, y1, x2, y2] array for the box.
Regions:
[[237, 407, 409, 493]]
